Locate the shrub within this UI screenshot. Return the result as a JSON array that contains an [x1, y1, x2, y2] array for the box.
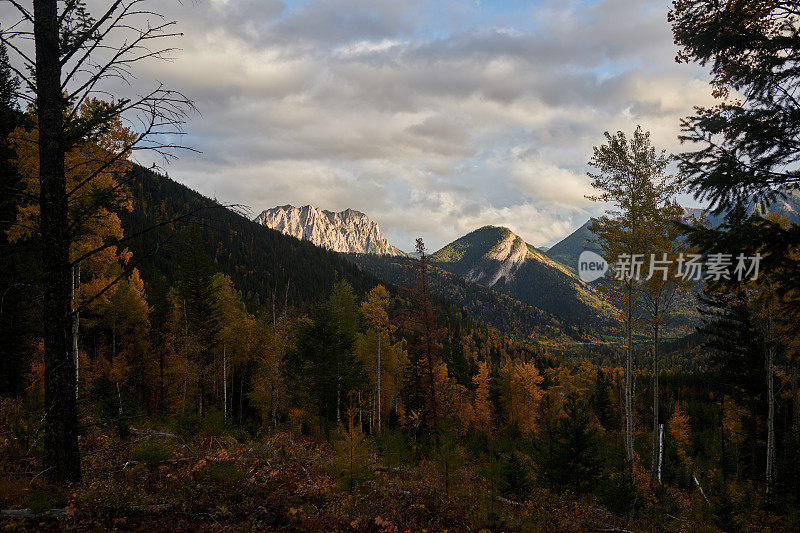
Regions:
[[175, 410, 203, 438], [501, 452, 532, 501], [596, 473, 638, 516], [131, 440, 172, 471]]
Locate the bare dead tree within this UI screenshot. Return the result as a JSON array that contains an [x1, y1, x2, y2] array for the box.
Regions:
[[2, 0, 195, 483]]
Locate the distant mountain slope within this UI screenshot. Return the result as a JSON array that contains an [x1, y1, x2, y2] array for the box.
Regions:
[[255, 204, 406, 256], [752, 188, 800, 221], [118, 167, 385, 310], [349, 253, 614, 352], [429, 226, 611, 325], [543, 220, 600, 271], [546, 194, 800, 270]]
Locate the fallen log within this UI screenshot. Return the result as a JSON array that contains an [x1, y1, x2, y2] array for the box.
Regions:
[[130, 427, 195, 455], [495, 496, 522, 507], [0, 503, 174, 520], [374, 465, 414, 475], [1, 508, 66, 519]]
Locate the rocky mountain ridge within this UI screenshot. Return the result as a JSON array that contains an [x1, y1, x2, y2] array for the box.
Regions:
[[429, 226, 611, 325], [254, 205, 406, 256]]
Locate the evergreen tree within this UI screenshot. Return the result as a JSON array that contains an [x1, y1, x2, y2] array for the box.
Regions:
[[501, 451, 532, 501], [327, 279, 361, 422], [671, 1, 800, 309], [146, 275, 172, 412], [433, 432, 463, 496], [537, 392, 599, 495], [401, 239, 443, 435], [698, 283, 765, 482], [177, 231, 221, 416], [445, 324, 474, 389], [284, 281, 364, 428], [591, 368, 613, 431], [0, 39, 19, 113], [0, 39, 31, 398]]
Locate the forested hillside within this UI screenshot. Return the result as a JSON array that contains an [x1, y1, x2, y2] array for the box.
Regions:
[[118, 165, 382, 311], [349, 253, 614, 356], [429, 226, 610, 326]]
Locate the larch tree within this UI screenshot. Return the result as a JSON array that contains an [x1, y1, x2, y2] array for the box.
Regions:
[[587, 126, 675, 484], [360, 284, 392, 432], [641, 195, 689, 484], [1, 0, 194, 482], [212, 273, 256, 420], [497, 358, 543, 435], [8, 100, 136, 404], [472, 360, 493, 432]]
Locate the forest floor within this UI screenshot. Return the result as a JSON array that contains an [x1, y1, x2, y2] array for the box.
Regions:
[[0, 420, 772, 532]]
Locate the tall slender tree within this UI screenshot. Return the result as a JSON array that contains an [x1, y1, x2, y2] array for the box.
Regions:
[[641, 199, 690, 483], [402, 239, 443, 435], [177, 231, 220, 416], [2, 0, 194, 482], [361, 284, 392, 432], [587, 126, 676, 483]]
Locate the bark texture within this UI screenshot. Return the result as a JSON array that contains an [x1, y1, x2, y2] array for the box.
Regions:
[[35, 0, 81, 483]]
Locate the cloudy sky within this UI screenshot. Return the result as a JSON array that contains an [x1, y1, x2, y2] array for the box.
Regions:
[[7, 0, 719, 251]]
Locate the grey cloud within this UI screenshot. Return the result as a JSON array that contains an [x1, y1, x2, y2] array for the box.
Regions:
[[100, 0, 718, 250]]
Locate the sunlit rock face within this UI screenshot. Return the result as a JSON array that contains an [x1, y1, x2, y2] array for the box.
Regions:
[[254, 205, 406, 256]]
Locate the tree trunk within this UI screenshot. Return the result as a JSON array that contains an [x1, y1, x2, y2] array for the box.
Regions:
[[71, 263, 80, 398], [223, 342, 227, 419], [625, 281, 635, 484], [651, 323, 660, 483], [765, 297, 776, 496], [377, 330, 381, 433], [658, 423, 664, 484], [721, 394, 728, 482], [36, 0, 81, 484], [793, 369, 798, 450], [181, 299, 189, 412], [272, 290, 278, 428], [158, 345, 165, 413], [199, 367, 205, 417]]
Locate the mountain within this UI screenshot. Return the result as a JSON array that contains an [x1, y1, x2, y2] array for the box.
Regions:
[[429, 226, 611, 325], [118, 167, 604, 348], [118, 167, 387, 311], [254, 204, 405, 256], [545, 193, 800, 270], [349, 253, 615, 355], [544, 220, 600, 271], [752, 187, 800, 221]]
